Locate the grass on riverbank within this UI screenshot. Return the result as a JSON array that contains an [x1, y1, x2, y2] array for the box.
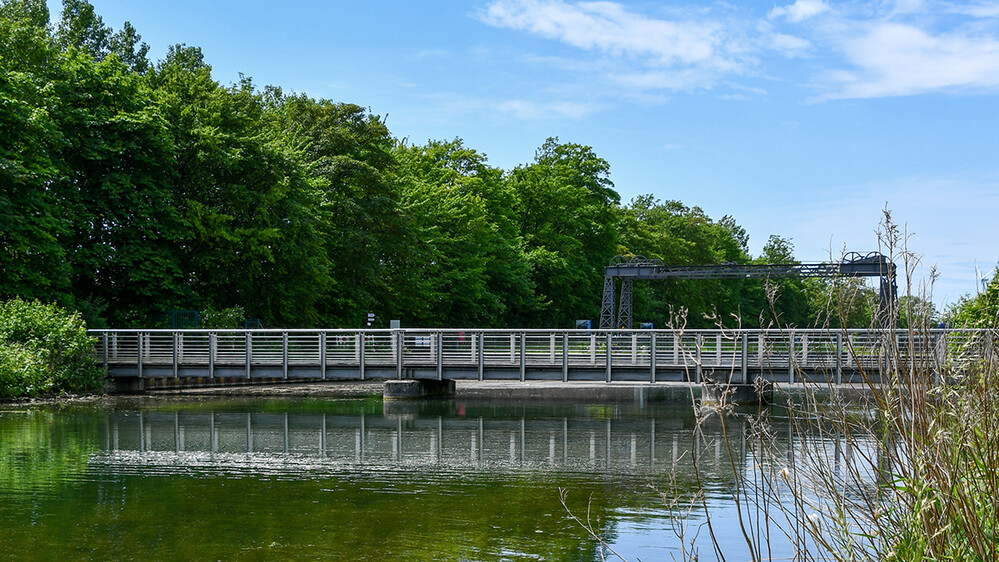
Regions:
[[710, 215, 999, 562], [566, 213, 999, 562]]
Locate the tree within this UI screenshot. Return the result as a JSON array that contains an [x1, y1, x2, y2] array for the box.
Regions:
[[0, 0, 48, 28], [508, 138, 619, 326], [51, 48, 187, 326], [0, 16, 73, 304], [755, 235, 811, 327], [617, 196, 756, 328], [147, 47, 329, 326], [390, 139, 536, 327], [947, 267, 999, 328], [55, 0, 148, 72], [267, 92, 405, 326]]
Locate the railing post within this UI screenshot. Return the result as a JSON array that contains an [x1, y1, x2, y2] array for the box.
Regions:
[[209, 332, 216, 379], [650, 332, 657, 383], [836, 331, 843, 385], [631, 333, 638, 365], [436, 331, 444, 381], [282, 331, 288, 380], [359, 332, 366, 380], [519, 332, 526, 382], [695, 334, 702, 383], [320, 332, 327, 381], [715, 334, 722, 366], [396, 330, 403, 379], [477, 332, 484, 381], [137, 332, 144, 379], [172, 332, 179, 379], [606, 333, 613, 383], [788, 330, 795, 384], [741, 332, 748, 384], [758, 333, 765, 366], [673, 334, 680, 364], [245, 332, 252, 379], [102, 333, 108, 370], [590, 334, 596, 364], [550, 333, 556, 364], [562, 332, 569, 383]]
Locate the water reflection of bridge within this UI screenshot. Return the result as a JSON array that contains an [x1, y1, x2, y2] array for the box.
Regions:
[[94, 410, 753, 476]]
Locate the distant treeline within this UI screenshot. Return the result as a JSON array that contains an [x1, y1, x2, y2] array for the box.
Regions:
[[2, 0, 892, 329]]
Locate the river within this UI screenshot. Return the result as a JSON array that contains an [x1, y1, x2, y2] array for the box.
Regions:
[[0, 395, 867, 561]]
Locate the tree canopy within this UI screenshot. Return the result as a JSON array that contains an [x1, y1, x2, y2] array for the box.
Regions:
[[0, 1, 892, 329]]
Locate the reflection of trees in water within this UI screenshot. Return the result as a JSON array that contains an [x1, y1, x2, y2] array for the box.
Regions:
[[1, 400, 891, 561], [0, 409, 103, 492]]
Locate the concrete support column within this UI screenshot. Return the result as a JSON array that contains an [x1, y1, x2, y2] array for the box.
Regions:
[[383, 379, 456, 400]]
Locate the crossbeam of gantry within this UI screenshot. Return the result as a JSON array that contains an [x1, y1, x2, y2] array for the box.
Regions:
[[599, 252, 897, 329]]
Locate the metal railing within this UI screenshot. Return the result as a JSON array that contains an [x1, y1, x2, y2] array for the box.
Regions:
[[91, 328, 995, 383]]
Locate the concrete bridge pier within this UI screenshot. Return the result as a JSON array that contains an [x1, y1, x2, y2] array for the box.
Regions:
[[700, 382, 761, 405], [383, 379, 456, 400]]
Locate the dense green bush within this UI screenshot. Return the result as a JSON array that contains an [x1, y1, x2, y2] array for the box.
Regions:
[[0, 298, 103, 399], [200, 306, 246, 329]]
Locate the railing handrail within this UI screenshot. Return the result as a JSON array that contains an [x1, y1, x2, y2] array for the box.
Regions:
[[86, 327, 990, 335]]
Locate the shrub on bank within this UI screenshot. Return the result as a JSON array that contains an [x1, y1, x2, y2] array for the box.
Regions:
[[0, 298, 103, 399]]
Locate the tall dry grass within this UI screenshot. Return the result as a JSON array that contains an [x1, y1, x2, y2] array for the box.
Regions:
[[566, 211, 999, 561]]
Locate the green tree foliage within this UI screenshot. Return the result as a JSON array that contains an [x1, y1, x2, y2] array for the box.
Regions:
[[754, 235, 812, 327], [1, 0, 887, 330], [54, 48, 187, 327], [617, 196, 756, 328], [509, 138, 619, 327], [267, 92, 405, 326], [55, 0, 149, 72], [0, 298, 102, 398], [390, 139, 536, 327], [0, 16, 73, 304], [948, 268, 999, 328], [0, 0, 48, 27], [148, 47, 329, 326], [807, 277, 878, 329]]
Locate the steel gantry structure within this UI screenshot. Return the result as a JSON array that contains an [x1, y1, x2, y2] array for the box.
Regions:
[[599, 252, 898, 329]]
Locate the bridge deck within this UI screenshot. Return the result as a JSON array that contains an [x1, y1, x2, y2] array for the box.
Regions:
[[91, 328, 989, 386]]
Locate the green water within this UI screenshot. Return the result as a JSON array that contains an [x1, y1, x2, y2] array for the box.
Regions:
[[0, 397, 796, 561]]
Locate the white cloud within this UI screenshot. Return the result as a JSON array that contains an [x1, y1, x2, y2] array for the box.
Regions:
[[820, 21, 999, 98], [477, 0, 999, 105], [497, 99, 602, 119], [768, 0, 830, 23], [480, 0, 752, 77], [768, 31, 814, 56]]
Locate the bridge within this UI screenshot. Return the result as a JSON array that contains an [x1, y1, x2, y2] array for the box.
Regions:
[[600, 252, 898, 328], [91, 327, 987, 390]]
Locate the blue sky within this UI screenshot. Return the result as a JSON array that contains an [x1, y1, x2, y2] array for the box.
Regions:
[[52, 0, 999, 309]]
